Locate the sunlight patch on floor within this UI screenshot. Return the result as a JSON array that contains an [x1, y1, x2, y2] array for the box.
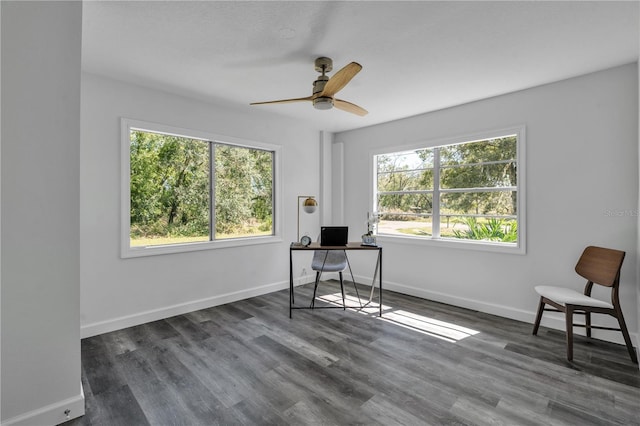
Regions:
[[315, 293, 393, 314], [381, 310, 480, 342], [314, 292, 480, 343]]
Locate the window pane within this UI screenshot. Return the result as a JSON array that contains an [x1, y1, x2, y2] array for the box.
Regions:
[[440, 162, 516, 189], [376, 149, 434, 194], [215, 145, 273, 239], [378, 214, 433, 237], [440, 191, 517, 216], [377, 149, 434, 173], [444, 216, 518, 243], [130, 130, 210, 247], [440, 136, 516, 166], [378, 193, 433, 216], [377, 169, 434, 191]]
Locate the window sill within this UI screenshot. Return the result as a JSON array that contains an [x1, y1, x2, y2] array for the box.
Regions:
[[375, 234, 526, 255], [121, 235, 283, 258]]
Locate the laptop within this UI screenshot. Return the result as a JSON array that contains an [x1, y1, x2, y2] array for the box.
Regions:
[[320, 226, 349, 246]]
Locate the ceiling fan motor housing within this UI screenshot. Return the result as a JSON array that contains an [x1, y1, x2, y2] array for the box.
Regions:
[[312, 72, 332, 109], [313, 75, 329, 95]]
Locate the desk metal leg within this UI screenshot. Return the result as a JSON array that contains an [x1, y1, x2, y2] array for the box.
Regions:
[[379, 248, 382, 317], [366, 248, 383, 317], [368, 254, 380, 303], [289, 249, 293, 318]]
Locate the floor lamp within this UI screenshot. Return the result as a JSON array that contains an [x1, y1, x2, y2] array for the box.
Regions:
[[297, 195, 318, 243]]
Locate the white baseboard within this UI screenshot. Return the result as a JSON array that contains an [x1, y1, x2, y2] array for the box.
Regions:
[[81, 275, 318, 338], [1, 385, 84, 426], [352, 273, 639, 347], [81, 281, 286, 338]]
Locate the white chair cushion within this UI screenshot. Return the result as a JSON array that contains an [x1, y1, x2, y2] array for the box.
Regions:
[[535, 285, 613, 309]]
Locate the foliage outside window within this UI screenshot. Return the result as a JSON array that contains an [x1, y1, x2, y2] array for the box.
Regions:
[[374, 128, 524, 251], [122, 119, 279, 257]]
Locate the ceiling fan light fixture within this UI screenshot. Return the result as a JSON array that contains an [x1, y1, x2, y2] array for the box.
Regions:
[[313, 96, 333, 110]]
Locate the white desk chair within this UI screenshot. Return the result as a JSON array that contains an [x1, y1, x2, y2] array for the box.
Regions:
[[310, 247, 362, 310]]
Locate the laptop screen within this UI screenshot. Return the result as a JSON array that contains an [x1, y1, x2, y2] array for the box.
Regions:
[[320, 226, 348, 246]]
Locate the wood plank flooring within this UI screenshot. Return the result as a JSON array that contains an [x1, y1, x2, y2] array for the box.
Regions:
[[67, 281, 640, 425]]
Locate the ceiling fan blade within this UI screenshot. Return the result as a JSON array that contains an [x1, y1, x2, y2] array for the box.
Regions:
[[250, 96, 313, 105], [334, 99, 368, 116], [320, 62, 362, 97]]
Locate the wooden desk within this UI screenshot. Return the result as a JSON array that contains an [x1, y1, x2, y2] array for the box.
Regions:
[[289, 242, 382, 318]]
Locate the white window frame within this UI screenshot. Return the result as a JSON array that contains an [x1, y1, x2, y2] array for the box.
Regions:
[[371, 126, 526, 254], [121, 118, 282, 258]]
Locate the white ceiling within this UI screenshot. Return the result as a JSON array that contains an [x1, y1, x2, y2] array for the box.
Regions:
[[82, 1, 639, 133]]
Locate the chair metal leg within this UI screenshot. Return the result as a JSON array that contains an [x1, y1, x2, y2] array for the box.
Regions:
[[351, 280, 362, 308], [310, 272, 321, 309], [565, 305, 574, 361], [532, 297, 545, 335], [343, 253, 362, 308], [339, 272, 346, 310], [585, 312, 592, 338]]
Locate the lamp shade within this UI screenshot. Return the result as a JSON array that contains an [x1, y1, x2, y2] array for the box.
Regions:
[[297, 195, 318, 243], [302, 197, 318, 214]]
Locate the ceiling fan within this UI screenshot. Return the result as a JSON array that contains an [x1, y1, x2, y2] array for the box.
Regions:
[[250, 57, 368, 116]]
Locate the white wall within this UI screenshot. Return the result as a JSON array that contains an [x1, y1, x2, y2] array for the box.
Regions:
[[336, 64, 639, 344], [331, 142, 345, 225], [637, 48, 640, 361], [319, 131, 333, 226], [80, 73, 321, 336], [1, 2, 84, 425]]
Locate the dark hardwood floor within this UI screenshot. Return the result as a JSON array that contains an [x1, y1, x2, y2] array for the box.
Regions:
[[68, 281, 640, 425]]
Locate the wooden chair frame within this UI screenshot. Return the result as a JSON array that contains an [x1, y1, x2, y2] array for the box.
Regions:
[[532, 246, 638, 364]]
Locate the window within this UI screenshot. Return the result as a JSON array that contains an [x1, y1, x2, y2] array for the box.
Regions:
[[373, 127, 525, 253], [121, 119, 281, 257]]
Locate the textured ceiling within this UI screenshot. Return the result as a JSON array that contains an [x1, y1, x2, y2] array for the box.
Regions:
[[82, 1, 639, 133]]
